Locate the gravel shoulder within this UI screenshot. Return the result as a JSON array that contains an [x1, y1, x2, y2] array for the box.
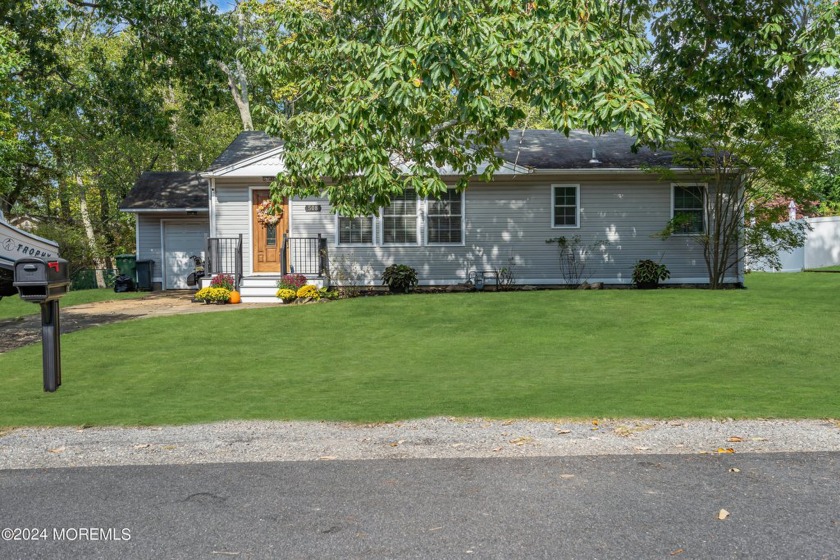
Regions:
[[1, 417, 838, 470]]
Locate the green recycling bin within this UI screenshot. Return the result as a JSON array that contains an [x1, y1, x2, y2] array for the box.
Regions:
[[115, 254, 137, 280]]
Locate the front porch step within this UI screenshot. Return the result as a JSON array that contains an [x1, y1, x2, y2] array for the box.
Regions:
[[240, 285, 280, 298], [241, 295, 284, 304], [199, 274, 327, 303]]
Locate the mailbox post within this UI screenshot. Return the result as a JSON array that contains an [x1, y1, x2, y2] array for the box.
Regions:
[[13, 258, 70, 392]]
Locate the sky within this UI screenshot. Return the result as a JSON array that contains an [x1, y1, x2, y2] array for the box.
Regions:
[[211, 0, 237, 12]]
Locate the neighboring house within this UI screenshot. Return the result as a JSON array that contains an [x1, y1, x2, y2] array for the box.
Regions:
[[120, 130, 742, 302]]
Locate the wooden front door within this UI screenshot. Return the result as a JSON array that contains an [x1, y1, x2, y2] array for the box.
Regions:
[[252, 190, 289, 273]]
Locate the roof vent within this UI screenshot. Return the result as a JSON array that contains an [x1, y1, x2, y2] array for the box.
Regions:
[[589, 148, 601, 165]]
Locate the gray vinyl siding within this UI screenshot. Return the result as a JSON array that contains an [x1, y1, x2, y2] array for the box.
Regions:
[[136, 213, 210, 282], [214, 179, 255, 273], [136, 213, 165, 280], [290, 176, 731, 285]]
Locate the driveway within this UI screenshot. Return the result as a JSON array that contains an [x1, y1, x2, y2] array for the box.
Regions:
[[0, 292, 274, 353]]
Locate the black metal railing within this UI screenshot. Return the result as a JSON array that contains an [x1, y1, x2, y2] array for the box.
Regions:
[[282, 234, 328, 277], [207, 234, 243, 290]]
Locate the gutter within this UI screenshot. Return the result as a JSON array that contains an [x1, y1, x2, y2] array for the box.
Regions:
[[119, 208, 209, 214]]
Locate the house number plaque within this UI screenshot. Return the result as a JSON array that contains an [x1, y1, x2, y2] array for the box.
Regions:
[[304, 205, 322, 212]]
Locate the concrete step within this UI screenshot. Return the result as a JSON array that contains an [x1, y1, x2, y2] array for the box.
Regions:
[[241, 295, 284, 304], [239, 277, 281, 288], [240, 286, 279, 298]]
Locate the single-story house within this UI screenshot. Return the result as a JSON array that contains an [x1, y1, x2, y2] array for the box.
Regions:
[[120, 130, 743, 302]]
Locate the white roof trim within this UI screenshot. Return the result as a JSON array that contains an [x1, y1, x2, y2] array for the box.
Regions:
[[120, 208, 209, 213], [202, 145, 287, 178], [530, 167, 701, 175]]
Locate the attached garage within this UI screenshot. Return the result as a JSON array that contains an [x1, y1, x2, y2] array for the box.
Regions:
[[120, 171, 210, 291], [162, 221, 209, 289]]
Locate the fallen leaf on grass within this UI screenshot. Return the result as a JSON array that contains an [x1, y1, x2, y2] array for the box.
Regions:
[[718, 509, 730, 520], [509, 436, 534, 446], [501, 420, 514, 426], [48, 446, 65, 454], [388, 440, 405, 447], [555, 429, 572, 435], [717, 448, 736, 454], [726, 436, 743, 443], [670, 549, 685, 556]]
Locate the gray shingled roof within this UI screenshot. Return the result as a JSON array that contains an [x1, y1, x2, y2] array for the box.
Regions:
[[497, 130, 672, 169], [205, 130, 670, 173], [120, 172, 208, 210], [207, 131, 284, 172]]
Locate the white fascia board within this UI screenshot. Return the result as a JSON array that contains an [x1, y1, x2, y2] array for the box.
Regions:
[[201, 146, 286, 178], [529, 167, 700, 175], [120, 208, 209, 213]]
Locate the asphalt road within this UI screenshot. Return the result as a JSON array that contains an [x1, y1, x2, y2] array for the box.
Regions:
[[1, 453, 838, 559]]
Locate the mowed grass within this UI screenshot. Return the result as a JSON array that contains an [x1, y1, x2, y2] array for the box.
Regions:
[[1, 273, 838, 426], [0, 289, 145, 320]]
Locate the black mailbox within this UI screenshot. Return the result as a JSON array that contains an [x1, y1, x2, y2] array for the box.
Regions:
[[13, 257, 70, 302]]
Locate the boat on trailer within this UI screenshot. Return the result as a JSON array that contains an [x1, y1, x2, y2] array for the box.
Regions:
[[0, 210, 60, 299]]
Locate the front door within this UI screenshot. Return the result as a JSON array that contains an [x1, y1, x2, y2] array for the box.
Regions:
[[252, 190, 288, 273]]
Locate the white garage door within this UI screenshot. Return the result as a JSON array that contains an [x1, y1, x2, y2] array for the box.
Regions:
[[163, 221, 209, 290]]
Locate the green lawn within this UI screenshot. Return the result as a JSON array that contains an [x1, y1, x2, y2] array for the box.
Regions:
[[1, 273, 838, 426], [0, 289, 145, 320], [806, 265, 840, 272]]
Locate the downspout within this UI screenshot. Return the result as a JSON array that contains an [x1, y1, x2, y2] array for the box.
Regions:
[[209, 177, 216, 237]]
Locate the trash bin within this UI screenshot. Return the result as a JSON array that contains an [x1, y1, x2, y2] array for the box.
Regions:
[[115, 254, 136, 280], [135, 260, 153, 291]]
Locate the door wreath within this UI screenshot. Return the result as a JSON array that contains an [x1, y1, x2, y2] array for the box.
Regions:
[[256, 199, 283, 226]]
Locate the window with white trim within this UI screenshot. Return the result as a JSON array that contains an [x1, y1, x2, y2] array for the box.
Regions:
[[427, 189, 463, 244], [672, 184, 705, 234], [382, 190, 418, 244], [552, 185, 579, 228], [337, 215, 374, 244]]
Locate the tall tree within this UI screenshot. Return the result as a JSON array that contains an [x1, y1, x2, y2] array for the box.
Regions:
[[251, 0, 661, 215], [645, 0, 840, 287]]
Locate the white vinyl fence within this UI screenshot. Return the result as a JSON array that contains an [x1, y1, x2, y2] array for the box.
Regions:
[[752, 216, 840, 272]]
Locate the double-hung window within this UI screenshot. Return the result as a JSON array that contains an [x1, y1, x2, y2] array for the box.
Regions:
[[337, 215, 374, 245], [427, 189, 463, 244], [552, 185, 579, 228], [672, 184, 705, 234], [382, 190, 418, 244]]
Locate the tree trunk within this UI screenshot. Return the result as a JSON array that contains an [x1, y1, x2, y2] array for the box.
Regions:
[[77, 174, 106, 288], [98, 183, 114, 270], [166, 84, 179, 171], [216, 60, 253, 131]]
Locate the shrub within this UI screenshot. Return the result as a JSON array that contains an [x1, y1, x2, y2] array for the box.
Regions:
[[210, 273, 235, 291], [632, 259, 670, 289], [277, 273, 307, 291], [381, 264, 418, 293], [195, 287, 231, 302], [318, 287, 339, 300], [276, 288, 297, 302], [296, 285, 320, 299]]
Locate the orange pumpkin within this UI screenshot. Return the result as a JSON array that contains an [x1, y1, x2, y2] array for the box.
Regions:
[[229, 290, 241, 304]]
